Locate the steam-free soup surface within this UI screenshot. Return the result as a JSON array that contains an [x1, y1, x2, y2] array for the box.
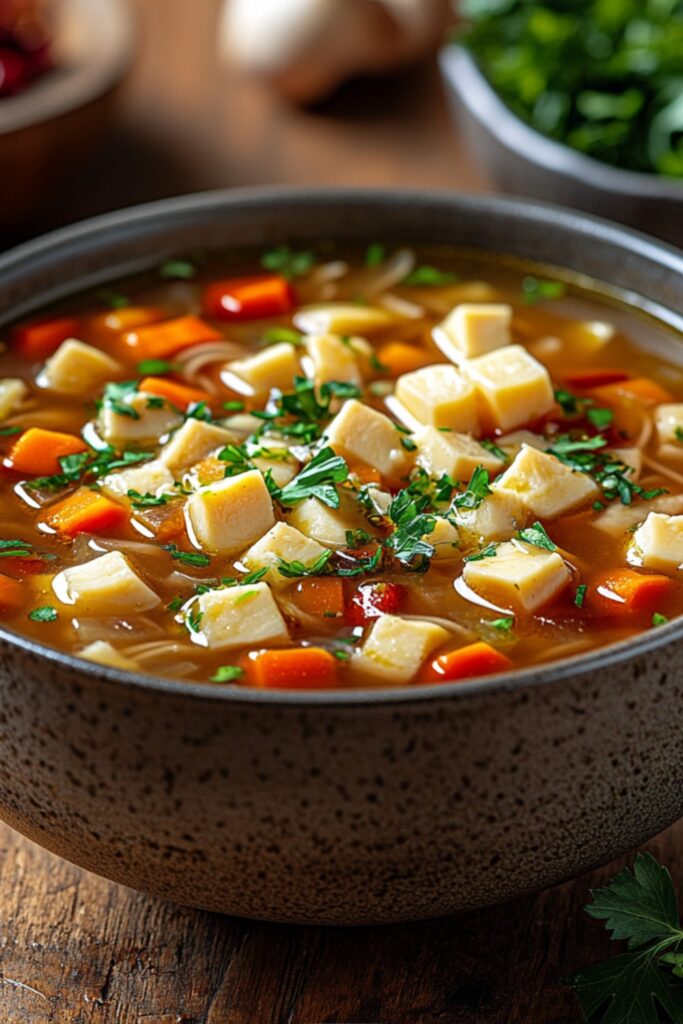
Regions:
[[1, 245, 682, 689]]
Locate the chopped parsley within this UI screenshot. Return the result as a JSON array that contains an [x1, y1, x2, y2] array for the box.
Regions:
[[29, 606, 58, 623], [221, 568, 269, 588], [465, 542, 498, 563], [586, 406, 615, 430], [364, 242, 385, 267], [277, 550, 333, 578], [263, 326, 304, 347], [402, 266, 459, 286], [261, 246, 314, 280], [518, 521, 557, 551], [101, 380, 140, 419], [335, 546, 383, 578], [276, 447, 349, 509], [489, 617, 514, 632], [162, 544, 211, 568], [159, 259, 196, 279], [127, 490, 176, 509], [218, 443, 254, 478], [652, 612, 669, 627], [385, 490, 436, 571], [223, 400, 245, 412], [345, 529, 373, 549], [521, 277, 566, 305], [548, 434, 666, 505], [480, 438, 508, 462], [185, 607, 203, 633], [211, 665, 244, 683], [0, 538, 34, 558], [0, 425, 21, 436], [574, 584, 588, 609], [452, 466, 492, 511], [137, 359, 177, 375]]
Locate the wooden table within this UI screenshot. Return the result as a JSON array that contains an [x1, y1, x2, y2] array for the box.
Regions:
[[1, 2, 681, 1020]]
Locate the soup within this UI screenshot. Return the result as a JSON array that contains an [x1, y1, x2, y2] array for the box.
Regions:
[[1, 245, 682, 689]]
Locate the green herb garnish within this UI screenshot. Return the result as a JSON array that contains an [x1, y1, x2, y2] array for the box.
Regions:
[[276, 447, 349, 509], [402, 266, 459, 286], [365, 243, 386, 267], [518, 521, 557, 551], [211, 665, 244, 683], [464, 542, 498, 563], [127, 490, 175, 509], [489, 617, 514, 632], [159, 259, 196, 279], [652, 612, 669, 627], [163, 544, 211, 568], [137, 359, 177, 375], [261, 246, 314, 279], [277, 550, 333, 578], [384, 490, 436, 571], [521, 277, 566, 304], [575, 584, 588, 609], [0, 426, 21, 436], [0, 538, 34, 558], [101, 380, 140, 419], [29, 606, 58, 623], [453, 466, 492, 511]]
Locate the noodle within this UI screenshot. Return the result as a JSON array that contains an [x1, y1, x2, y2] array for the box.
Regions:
[[363, 248, 415, 296]]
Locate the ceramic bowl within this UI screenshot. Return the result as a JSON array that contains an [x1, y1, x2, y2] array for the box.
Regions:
[[440, 45, 683, 248], [0, 0, 134, 235], [0, 188, 682, 925]]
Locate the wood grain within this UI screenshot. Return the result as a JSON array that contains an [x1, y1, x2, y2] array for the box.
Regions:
[[0, 1, 680, 1021]]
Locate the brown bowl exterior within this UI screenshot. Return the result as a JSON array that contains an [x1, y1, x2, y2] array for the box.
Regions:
[[0, 189, 682, 924]]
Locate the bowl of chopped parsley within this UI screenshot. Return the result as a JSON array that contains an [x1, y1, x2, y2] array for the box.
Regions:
[[441, 0, 683, 244]]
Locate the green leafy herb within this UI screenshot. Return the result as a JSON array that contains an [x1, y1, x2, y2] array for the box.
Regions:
[[263, 326, 304, 347], [146, 396, 166, 409], [127, 489, 175, 509], [233, 589, 258, 606], [489, 617, 514, 632], [0, 538, 34, 558], [453, 466, 492, 511], [555, 389, 579, 415], [162, 544, 211, 568], [548, 434, 666, 506], [480, 438, 508, 462], [185, 606, 203, 633], [211, 665, 244, 683], [464, 542, 498, 563], [652, 612, 669, 627], [0, 425, 21, 436], [166, 595, 184, 613], [400, 435, 417, 452], [218, 443, 254, 478], [223, 400, 245, 412], [220, 568, 269, 588], [137, 359, 177, 375], [335, 546, 383, 578], [385, 490, 436, 571], [333, 649, 351, 660], [569, 853, 683, 1023], [521, 277, 566, 304], [261, 246, 314, 280], [575, 584, 588, 608], [518, 521, 557, 551], [159, 259, 196, 279], [587, 406, 615, 430], [369, 350, 389, 373], [252, 376, 346, 445], [101, 380, 140, 419], [29, 606, 58, 622], [97, 288, 129, 309], [365, 243, 386, 267], [345, 529, 373, 549], [277, 550, 333, 579], [276, 447, 349, 509], [675, 426, 683, 444], [402, 266, 459, 286]]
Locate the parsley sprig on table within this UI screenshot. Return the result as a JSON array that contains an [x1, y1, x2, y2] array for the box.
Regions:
[[569, 853, 683, 1023]]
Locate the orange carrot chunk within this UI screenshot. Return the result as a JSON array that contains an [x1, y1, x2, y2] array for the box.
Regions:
[[4, 428, 88, 476], [589, 377, 674, 407], [585, 569, 675, 620], [376, 341, 432, 377], [121, 315, 222, 361], [564, 370, 631, 389], [293, 577, 345, 618], [138, 376, 212, 411], [244, 647, 339, 690], [0, 573, 23, 614], [13, 316, 80, 361], [42, 488, 128, 538], [421, 642, 513, 684], [203, 274, 294, 322]]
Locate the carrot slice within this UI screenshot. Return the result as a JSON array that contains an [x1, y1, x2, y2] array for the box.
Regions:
[[347, 461, 382, 485], [4, 428, 88, 476], [138, 376, 212, 412], [293, 577, 345, 617], [121, 315, 222, 361], [564, 370, 631, 389], [0, 573, 23, 614], [376, 341, 432, 377], [244, 647, 339, 689], [585, 569, 675, 620], [589, 377, 674, 407], [421, 642, 513, 684], [42, 488, 128, 538], [203, 275, 294, 322], [13, 316, 80, 361], [135, 503, 187, 543]]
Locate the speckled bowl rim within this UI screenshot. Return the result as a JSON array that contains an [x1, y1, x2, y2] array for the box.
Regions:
[[1, 185, 683, 707], [440, 45, 683, 202]]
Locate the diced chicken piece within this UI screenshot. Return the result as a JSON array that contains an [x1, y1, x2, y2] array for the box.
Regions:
[[427, 517, 460, 560], [80, 640, 139, 672], [185, 469, 275, 555], [223, 343, 300, 397], [414, 425, 505, 483], [609, 447, 642, 480], [159, 419, 237, 473], [100, 458, 176, 500], [394, 365, 479, 433], [242, 522, 329, 589], [462, 344, 554, 431], [325, 399, 411, 481], [463, 540, 571, 613], [98, 391, 183, 446], [630, 513, 683, 573], [187, 582, 288, 650], [37, 339, 121, 395], [497, 430, 550, 458], [451, 487, 527, 544], [495, 444, 599, 518], [0, 378, 27, 421], [287, 492, 373, 548], [655, 404, 683, 461], [352, 613, 449, 684], [593, 494, 683, 538], [294, 303, 396, 336], [52, 551, 160, 615], [433, 303, 512, 362], [303, 333, 365, 386]]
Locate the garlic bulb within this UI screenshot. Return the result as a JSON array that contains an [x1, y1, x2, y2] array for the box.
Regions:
[[219, 0, 452, 104]]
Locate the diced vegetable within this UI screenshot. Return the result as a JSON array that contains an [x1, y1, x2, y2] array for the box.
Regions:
[[495, 444, 600, 518], [630, 513, 683, 573], [185, 469, 275, 555], [4, 427, 88, 475], [187, 582, 288, 651], [452, 487, 527, 543], [326, 399, 411, 481], [415, 425, 505, 481], [98, 391, 183, 446], [52, 551, 160, 615], [589, 377, 674, 407], [293, 577, 345, 617], [243, 647, 338, 689], [346, 581, 405, 626], [42, 487, 128, 538], [288, 493, 376, 548], [434, 303, 512, 362], [421, 641, 513, 683], [352, 613, 449, 685], [294, 303, 395, 336], [137, 376, 212, 411], [586, 569, 675, 619], [395, 364, 479, 433], [203, 274, 294, 321], [462, 345, 555, 432], [13, 316, 80, 361], [121, 315, 222, 360], [242, 522, 329, 590], [0, 572, 23, 614], [100, 459, 175, 501], [463, 540, 571, 613], [38, 339, 121, 395], [375, 341, 432, 377], [305, 333, 365, 386], [159, 420, 236, 473]]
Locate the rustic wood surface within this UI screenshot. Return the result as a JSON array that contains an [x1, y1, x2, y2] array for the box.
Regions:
[[1, 1, 681, 1021]]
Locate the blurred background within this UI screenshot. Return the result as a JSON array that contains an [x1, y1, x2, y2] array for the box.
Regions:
[[0, 0, 681, 247]]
